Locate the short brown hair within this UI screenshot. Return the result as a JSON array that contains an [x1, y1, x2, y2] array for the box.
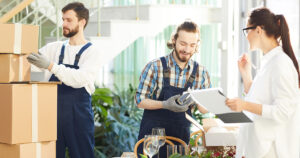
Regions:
[[62, 2, 89, 28], [167, 20, 200, 52]]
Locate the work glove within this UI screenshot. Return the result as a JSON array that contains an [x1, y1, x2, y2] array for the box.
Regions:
[[162, 95, 195, 112], [27, 52, 50, 69]]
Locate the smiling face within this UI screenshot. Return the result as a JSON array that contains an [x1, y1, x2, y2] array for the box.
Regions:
[[62, 10, 85, 38], [173, 30, 198, 63]]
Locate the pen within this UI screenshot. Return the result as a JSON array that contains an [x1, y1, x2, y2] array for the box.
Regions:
[[251, 63, 257, 70], [218, 90, 227, 99]]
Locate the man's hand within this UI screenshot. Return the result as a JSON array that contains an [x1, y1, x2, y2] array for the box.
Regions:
[[27, 52, 50, 69], [162, 95, 195, 112]]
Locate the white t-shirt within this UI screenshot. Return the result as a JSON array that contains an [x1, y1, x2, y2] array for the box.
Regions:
[[39, 40, 102, 95], [236, 46, 300, 158]]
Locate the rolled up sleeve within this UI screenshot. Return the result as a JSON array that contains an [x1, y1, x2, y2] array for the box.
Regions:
[[135, 62, 157, 105]]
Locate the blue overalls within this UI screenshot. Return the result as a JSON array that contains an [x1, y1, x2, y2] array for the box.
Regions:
[[49, 42, 95, 158], [137, 57, 198, 158]]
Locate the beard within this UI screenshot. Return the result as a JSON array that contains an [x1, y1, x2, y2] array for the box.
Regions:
[[174, 46, 191, 62], [63, 25, 79, 38]]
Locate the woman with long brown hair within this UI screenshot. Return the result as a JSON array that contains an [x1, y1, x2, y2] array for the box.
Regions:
[[225, 8, 300, 158]]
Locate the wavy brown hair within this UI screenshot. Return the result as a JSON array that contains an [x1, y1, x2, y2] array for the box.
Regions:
[[167, 20, 200, 52]]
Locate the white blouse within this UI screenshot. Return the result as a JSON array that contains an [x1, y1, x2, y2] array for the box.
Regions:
[[236, 46, 300, 158]]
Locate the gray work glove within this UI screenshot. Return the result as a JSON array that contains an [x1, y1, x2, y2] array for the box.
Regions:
[[27, 52, 50, 69], [162, 95, 195, 112]]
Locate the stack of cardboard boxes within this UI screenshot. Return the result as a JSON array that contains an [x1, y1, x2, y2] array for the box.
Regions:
[[0, 23, 57, 158]]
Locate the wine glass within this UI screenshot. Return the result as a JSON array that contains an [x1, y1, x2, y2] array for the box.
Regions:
[[152, 128, 166, 158], [143, 135, 159, 158], [167, 145, 177, 158], [167, 145, 189, 158]]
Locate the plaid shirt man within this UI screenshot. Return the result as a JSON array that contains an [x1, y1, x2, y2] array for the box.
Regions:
[[135, 52, 211, 105]]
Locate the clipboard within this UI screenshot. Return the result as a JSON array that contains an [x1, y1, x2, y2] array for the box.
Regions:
[[189, 88, 253, 123]]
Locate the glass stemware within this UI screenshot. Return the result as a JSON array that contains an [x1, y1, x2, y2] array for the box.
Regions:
[[143, 135, 159, 158], [152, 128, 166, 158]]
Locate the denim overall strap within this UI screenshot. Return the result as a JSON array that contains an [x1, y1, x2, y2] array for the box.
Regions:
[[73, 42, 92, 66], [160, 57, 170, 86], [185, 61, 198, 88], [58, 42, 67, 64]]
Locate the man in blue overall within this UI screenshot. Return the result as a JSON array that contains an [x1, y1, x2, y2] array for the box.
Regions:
[[27, 2, 101, 158], [136, 21, 211, 158]]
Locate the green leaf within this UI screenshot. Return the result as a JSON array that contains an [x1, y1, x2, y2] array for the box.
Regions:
[[139, 154, 148, 158], [92, 85, 143, 157]]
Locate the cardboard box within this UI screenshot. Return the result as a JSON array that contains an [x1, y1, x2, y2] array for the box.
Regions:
[[0, 141, 55, 158], [0, 54, 30, 83], [0, 83, 57, 144], [203, 118, 239, 146], [121, 152, 135, 157], [0, 23, 39, 54]]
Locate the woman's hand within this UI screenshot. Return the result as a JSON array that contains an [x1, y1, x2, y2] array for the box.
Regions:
[[225, 98, 246, 112], [238, 53, 253, 93], [238, 53, 252, 78]]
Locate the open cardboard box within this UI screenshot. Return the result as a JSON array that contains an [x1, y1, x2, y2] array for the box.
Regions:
[[202, 118, 239, 146]]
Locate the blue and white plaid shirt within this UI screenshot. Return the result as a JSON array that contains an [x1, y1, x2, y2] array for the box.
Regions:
[[135, 52, 212, 105]]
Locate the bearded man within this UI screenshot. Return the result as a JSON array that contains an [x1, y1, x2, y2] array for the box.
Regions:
[[27, 2, 101, 158], [136, 20, 212, 158]]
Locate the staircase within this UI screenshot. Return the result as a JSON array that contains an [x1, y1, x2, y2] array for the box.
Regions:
[[1, 0, 231, 92], [0, 0, 35, 23], [86, 4, 222, 67], [0, 0, 222, 66]]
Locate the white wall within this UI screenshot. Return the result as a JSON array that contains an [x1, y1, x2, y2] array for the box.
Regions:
[[266, 0, 299, 57]]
